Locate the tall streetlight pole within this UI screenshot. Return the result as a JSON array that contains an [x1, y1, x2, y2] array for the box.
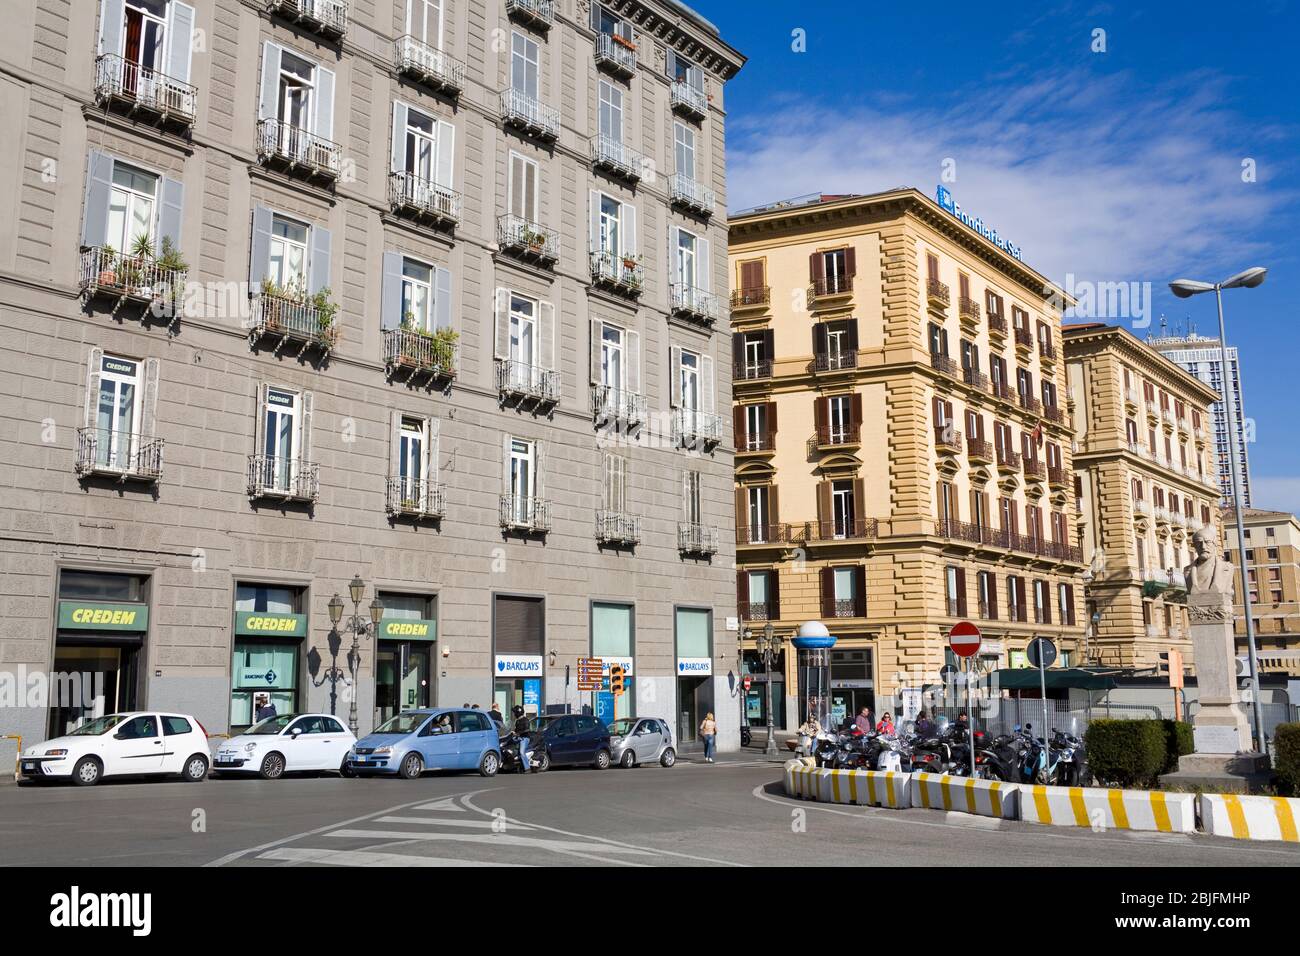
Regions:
[[1170, 267, 1266, 751], [327, 574, 385, 735], [758, 621, 782, 758]]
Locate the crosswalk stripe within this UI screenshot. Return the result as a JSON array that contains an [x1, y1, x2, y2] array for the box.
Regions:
[[326, 827, 658, 856], [412, 798, 466, 812], [373, 815, 535, 830], [257, 846, 525, 867]]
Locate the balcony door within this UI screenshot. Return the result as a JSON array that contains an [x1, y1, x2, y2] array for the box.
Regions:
[[406, 0, 443, 46], [401, 258, 433, 331], [598, 193, 621, 256], [821, 249, 848, 293], [509, 294, 537, 388], [262, 388, 300, 492], [825, 321, 851, 368], [397, 416, 427, 505], [828, 394, 851, 444], [674, 122, 696, 180], [509, 438, 534, 522], [267, 215, 309, 293], [675, 228, 698, 289], [747, 571, 771, 620], [831, 479, 855, 539], [511, 32, 539, 99], [600, 323, 623, 392], [598, 80, 623, 143], [745, 404, 767, 451], [684, 470, 703, 526], [680, 350, 701, 435], [122, 0, 165, 96], [833, 567, 857, 617], [96, 354, 141, 469], [508, 152, 539, 222], [106, 162, 158, 254], [744, 334, 765, 378], [403, 108, 436, 187]]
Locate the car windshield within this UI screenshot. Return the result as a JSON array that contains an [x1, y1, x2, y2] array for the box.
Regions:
[[67, 714, 129, 736], [246, 714, 298, 735], [608, 719, 637, 737], [374, 712, 430, 735], [528, 716, 557, 734]]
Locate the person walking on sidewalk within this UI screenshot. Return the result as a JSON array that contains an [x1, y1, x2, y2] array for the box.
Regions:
[[700, 712, 718, 762], [854, 706, 875, 734]]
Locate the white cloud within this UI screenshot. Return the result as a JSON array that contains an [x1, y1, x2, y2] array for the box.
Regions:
[[1249, 477, 1300, 517]]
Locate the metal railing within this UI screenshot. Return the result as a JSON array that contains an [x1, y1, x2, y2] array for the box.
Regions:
[[593, 33, 638, 76], [996, 447, 1022, 471], [934, 424, 963, 452], [1038, 339, 1057, 361], [963, 367, 990, 392], [499, 494, 551, 532], [987, 312, 1007, 336], [736, 359, 772, 380], [672, 408, 723, 447], [590, 385, 646, 426], [958, 296, 981, 323], [79, 247, 186, 312], [256, 118, 341, 178], [385, 476, 445, 518], [249, 291, 337, 353], [596, 510, 641, 545], [1043, 404, 1065, 424], [678, 522, 719, 555], [1048, 464, 1068, 486], [93, 54, 196, 124], [737, 524, 791, 545], [812, 350, 857, 373], [506, 0, 554, 27], [831, 599, 860, 619], [267, 0, 348, 36], [1019, 394, 1043, 416], [930, 352, 960, 378], [810, 425, 861, 449], [669, 283, 724, 324], [388, 171, 462, 224], [808, 275, 853, 303], [967, 437, 994, 461], [991, 380, 1013, 402], [500, 88, 560, 140], [393, 35, 466, 92], [589, 250, 644, 295], [1014, 327, 1033, 349], [926, 279, 950, 308], [590, 134, 648, 182], [1023, 457, 1045, 480], [247, 455, 319, 501], [740, 431, 775, 453], [383, 328, 457, 380], [497, 214, 559, 263], [801, 518, 879, 543], [496, 359, 560, 404], [669, 174, 715, 216], [75, 427, 163, 482], [670, 80, 707, 118], [740, 602, 775, 622], [730, 286, 770, 310], [1125, 386, 1141, 406]]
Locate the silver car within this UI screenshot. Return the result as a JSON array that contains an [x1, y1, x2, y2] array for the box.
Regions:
[[608, 717, 676, 768]]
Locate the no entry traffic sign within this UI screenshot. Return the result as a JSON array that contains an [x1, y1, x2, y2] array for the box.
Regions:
[[948, 621, 982, 658]]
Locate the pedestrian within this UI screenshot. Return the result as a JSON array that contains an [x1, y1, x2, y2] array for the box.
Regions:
[[877, 712, 896, 735], [854, 705, 874, 734], [914, 711, 935, 738], [254, 694, 276, 722], [699, 712, 717, 762]]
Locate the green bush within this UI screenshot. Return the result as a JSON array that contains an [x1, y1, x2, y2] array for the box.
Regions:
[[1161, 719, 1194, 775], [1276, 723, 1300, 797], [1084, 719, 1167, 789]]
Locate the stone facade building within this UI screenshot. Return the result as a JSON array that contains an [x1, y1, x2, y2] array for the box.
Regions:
[[1224, 508, 1300, 676]]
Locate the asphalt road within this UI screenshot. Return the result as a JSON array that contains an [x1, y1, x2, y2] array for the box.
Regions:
[[0, 756, 1296, 867]]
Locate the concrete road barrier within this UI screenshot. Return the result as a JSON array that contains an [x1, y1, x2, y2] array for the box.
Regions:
[[910, 772, 1019, 819], [1200, 793, 1300, 843], [1022, 784, 1196, 833], [824, 768, 912, 808], [784, 760, 823, 799]]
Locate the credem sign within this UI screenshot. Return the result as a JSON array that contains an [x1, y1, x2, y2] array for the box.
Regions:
[[379, 619, 437, 640], [235, 611, 307, 637], [58, 602, 149, 631]]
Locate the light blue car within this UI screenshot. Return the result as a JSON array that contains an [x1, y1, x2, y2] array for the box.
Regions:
[[348, 708, 501, 779]]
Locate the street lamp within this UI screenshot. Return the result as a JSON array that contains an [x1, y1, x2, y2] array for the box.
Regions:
[[328, 574, 385, 734], [1169, 266, 1266, 750], [756, 622, 784, 758]]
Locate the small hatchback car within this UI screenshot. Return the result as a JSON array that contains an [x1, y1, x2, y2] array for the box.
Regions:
[[528, 713, 612, 771], [349, 708, 501, 778], [213, 713, 357, 779], [19, 712, 211, 786], [607, 717, 676, 768]]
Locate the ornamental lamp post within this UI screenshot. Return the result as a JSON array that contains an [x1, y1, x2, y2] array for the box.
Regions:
[[328, 574, 385, 734], [757, 622, 783, 758]]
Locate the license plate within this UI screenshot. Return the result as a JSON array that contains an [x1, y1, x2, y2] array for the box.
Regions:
[[22, 762, 37, 772]]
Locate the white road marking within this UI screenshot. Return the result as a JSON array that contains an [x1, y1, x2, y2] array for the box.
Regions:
[[326, 827, 659, 855], [412, 798, 466, 812], [372, 815, 535, 830], [258, 846, 525, 867]]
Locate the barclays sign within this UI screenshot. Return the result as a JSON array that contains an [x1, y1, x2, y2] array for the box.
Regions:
[[935, 186, 1023, 262]]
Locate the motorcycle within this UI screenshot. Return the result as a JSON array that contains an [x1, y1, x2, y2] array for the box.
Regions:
[[740, 723, 752, 748], [499, 733, 544, 774], [1051, 729, 1089, 785]]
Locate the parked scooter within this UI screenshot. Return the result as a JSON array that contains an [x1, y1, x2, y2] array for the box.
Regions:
[[499, 733, 544, 774], [1051, 729, 1089, 785]]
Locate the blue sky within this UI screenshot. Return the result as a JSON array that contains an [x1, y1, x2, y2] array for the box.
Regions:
[[697, 0, 1300, 512]]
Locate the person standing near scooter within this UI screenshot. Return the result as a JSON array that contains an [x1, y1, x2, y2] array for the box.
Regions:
[[511, 705, 532, 772]]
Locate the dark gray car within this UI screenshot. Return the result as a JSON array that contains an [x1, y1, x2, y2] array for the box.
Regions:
[[607, 717, 676, 768]]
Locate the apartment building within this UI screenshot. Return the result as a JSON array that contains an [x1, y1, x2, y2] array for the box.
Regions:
[[1064, 323, 1223, 669], [0, 0, 744, 748], [729, 189, 1086, 731], [1224, 509, 1300, 676]]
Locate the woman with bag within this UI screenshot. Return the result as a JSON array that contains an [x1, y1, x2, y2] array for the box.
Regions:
[[699, 712, 718, 763]]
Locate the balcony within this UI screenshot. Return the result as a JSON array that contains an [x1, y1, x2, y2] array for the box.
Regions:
[[388, 172, 461, 227], [738, 431, 776, 456], [506, 0, 554, 29], [1145, 400, 1159, 422], [497, 214, 559, 266], [675, 522, 719, 558], [1128, 440, 1149, 460], [935, 425, 963, 454], [736, 359, 772, 381], [670, 80, 707, 119], [393, 35, 466, 95], [830, 599, 861, 620], [809, 425, 861, 453], [266, 0, 348, 39], [991, 380, 1013, 403], [79, 247, 186, 316], [962, 367, 990, 394], [1161, 407, 1176, 430], [1018, 393, 1043, 417], [1048, 464, 1068, 488], [930, 351, 960, 379], [737, 524, 791, 546], [937, 518, 986, 546], [1043, 403, 1066, 425], [669, 174, 715, 217], [967, 437, 994, 463], [730, 286, 770, 312], [596, 510, 641, 547], [1134, 499, 1153, 518], [958, 296, 981, 327], [500, 88, 560, 141], [385, 476, 446, 519], [589, 250, 644, 297], [500, 494, 551, 534], [801, 518, 879, 543], [1143, 568, 1188, 600], [248, 290, 338, 357], [926, 279, 950, 311], [1038, 339, 1057, 363], [591, 134, 648, 183], [1125, 387, 1140, 409], [1023, 458, 1045, 481], [740, 602, 776, 623], [590, 385, 646, 428], [807, 275, 853, 309], [247, 455, 319, 502], [383, 328, 457, 384], [669, 283, 724, 326], [812, 350, 857, 373], [987, 312, 1007, 339], [593, 32, 638, 77], [75, 428, 163, 483], [256, 119, 341, 181], [93, 54, 196, 128], [1194, 425, 1208, 445], [496, 359, 560, 406], [1013, 327, 1033, 351], [996, 448, 1022, 473], [672, 408, 723, 448]]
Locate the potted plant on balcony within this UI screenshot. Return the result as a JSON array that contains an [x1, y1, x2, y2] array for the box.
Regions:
[[611, 33, 637, 51], [428, 326, 459, 375], [311, 287, 339, 349], [521, 225, 547, 254], [96, 244, 120, 288], [396, 312, 423, 367], [128, 232, 156, 296], [154, 236, 189, 311]]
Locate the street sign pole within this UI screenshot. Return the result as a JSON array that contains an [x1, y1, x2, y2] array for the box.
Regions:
[[967, 654, 976, 778]]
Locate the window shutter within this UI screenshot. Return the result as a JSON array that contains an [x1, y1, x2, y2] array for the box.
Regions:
[[588, 189, 601, 253], [736, 570, 749, 608], [732, 332, 744, 370], [762, 329, 774, 362], [590, 319, 603, 385], [666, 49, 678, 79], [534, 441, 545, 499], [697, 238, 710, 292], [626, 329, 640, 393], [854, 566, 867, 617], [621, 202, 637, 257], [314, 66, 335, 140], [1043, 583, 1052, 624], [494, 288, 510, 360], [388, 410, 402, 479], [770, 485, 780, 526], [258, 42, 281, 120], [157, 177, 184, 254], [956, 568, 967, 616], [850, 393, 862, 428], [820, 567, 834, 618], [813, 396, 826, 431], [249, 206, 273, 287], [733, 406, 745, 447], [434, 266, 453, 330], [436, 119, 455, 187], [667, 225, 680, 284], [1065, 584, 1075, 624], [82, 151, 114, 248], [309, 224, 332, 294], [99, 0, 125, 56], [853, 479, 866, 530], [700, 355, 714, 415], [391, 102, 407, 173], [734, 486, 748, 537], [847, 318, 859, 351], [427, 417, 440, 482], [767, 401, 778, 435], [809, 251, 824, 284], [299, 390, 314, 464], [817, 480, 831, 528], [501, 434, 511, 493], [166, 2, 195, 85], [812, 322, 827, 356], [988, 574, 998, 620], [845, 245, 857, 276], [381, 252, 403, 331], [140, 357, 161, 440], [84, 347, 104, 429], [539, 300, 556, 373], [770, 571, 781, 619], [508, 154, 524, 218], [668, 346, 682, 407], [252, 383, 269, 457]]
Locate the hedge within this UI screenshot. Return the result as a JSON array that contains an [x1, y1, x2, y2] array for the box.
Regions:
[[1277, 723, 1300, 797], [1161, 719, 1194, 775], [1084, 719, 1167, 788]]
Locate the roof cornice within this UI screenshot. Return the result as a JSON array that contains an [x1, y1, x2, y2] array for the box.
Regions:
[[1062, 325, 1220, 405]]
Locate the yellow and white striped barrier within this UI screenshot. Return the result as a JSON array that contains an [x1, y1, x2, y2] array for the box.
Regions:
[[784, 760, 823, 799], [1021, 784, 1196, 833], [781, 761, 912, 807], [1200, 793, 1300, 843], [910, 772, 1019, 819]]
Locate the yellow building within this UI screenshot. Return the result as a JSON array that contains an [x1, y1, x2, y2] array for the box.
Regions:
[[1064, 323, 1222, 669], [1224, 508, 1300, 676], [729, 189, 1086, 730]]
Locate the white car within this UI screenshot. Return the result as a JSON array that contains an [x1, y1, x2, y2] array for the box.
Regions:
[[213, 713, 357, 779], [19, 712, 211, 786]]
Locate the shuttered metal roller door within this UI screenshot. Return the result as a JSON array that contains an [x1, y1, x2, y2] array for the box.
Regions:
[[494, 595, 544, 655]]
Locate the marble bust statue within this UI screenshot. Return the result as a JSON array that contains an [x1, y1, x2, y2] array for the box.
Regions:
[[1184, 525, 1234, 598]]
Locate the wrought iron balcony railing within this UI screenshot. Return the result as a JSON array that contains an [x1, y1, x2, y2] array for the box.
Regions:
[[670, 80, 707, 118], [596, 510, 641, 546], [496, 359, 561, 405], [801, 518, 879, 543], [991, 380, 1013, 402], [500, 88, 560, 141], [737, 524, 791, 546], [996, 448, 1022, 471], [963, 367, 990, 393], [807, 426, 860, 457], [393, 34, 466, 94], [247, 455, 319, 501], [812, 350, 857, 373], [1023, 457, 1046, 480], [1019, 393, 1043, 416], [808, 274, 853, 306], [256, 118, 341, 179], [958, 296, 981, 324], [388, 171, 462, 226], [735, 359, 772, 381], [79, 247, 186, 314], [1014, 327, 1033, 349], [1048, 464, 1068, 487], [593, 32, 638, 77], [669, 174, 715, 216], [934, 425, 963, 453], [589, 250, 644, 296], [988, 312, 1007, 337], [830, 599, 861, 619], [591, 134, 648, 182], [672, 408, 723, 448], [967, 437, 994, 462], [383, 328, 457, 382], [266, 0, 348, 37], [75, 427, 163, 483], [677, 522, 719, 555], [506, 0, 554, 28], [930, 351, 960, 379], [740, 602, 776, 622], [497, 214, 559, 264], [500, 494, 551, 532], [926, 279, 950, 309], [730, 286, 770, 310], [1038, 339, 1057, 362], [739, 431, 775, 453], [386, 476, 446, 518], [248, 291, 337, 355], [1043, 404, 1066, 424], [590, 385, 646, 427], [93, 54, 197, 126], [669, 283, 724, 325]]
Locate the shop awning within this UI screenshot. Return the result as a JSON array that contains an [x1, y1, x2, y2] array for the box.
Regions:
[[992, 668, 1119, 691]]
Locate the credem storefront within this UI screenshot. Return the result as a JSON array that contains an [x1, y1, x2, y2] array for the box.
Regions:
[[231, 583, 306, 729], [375, 591, 437, 724]]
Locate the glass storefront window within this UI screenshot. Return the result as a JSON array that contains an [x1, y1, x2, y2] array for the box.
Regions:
[[235, 584, 298, 613], [59, 570, 146, 602], [230, 641, 298, 727], [593, 602, 634, 721]]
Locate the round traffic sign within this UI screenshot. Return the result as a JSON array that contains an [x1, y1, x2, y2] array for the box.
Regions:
[[939, 664, 959, 684], [948, 620, 982, 658], [743, 676, 752, 691], [1027, 637, 1057, 669]]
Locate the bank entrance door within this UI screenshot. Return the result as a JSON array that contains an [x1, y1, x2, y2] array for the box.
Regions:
[[493, 677, 542, 718], [48, 638, 141, 738], [676, 675, 712, 745], [375, 642, 432, 725]]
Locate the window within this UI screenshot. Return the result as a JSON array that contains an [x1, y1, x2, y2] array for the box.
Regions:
[[94, 353, 143, 469], [945, 566, 967, 616], [106, 162, 158, 252], [928, 322, 948, 357], [599, 322, 624, 389], [598, 80, 624, 142], [1033, 580, 1051, 623], [960, 338, 979, 372], [162, 716, 193, 736], [593, 3, 634, 42], [746, 485, 769, 535], [603, 453, 628, 513], [744, 404, 768, 450], [679, 348, 700, 412], [509, 293, 537, 377], [511, 32, 539, 99], [399, 416, 427, 484], [990, 354, 1007, 393], [508, 437, 535, 517], [406, 0, 443, 46], [746, 570, 773, 617], [674, 227, 701, 288], [590, 191, 637, 260], [999, 496, 1017, 535], [667, 49, 704, 93], [508, 151, 539, 221], [831, 480, 856, 538], [674, 122, 696, 180], [978, 571, 997, 620], [684, 470, 703, 525], [827, 394, 851, 443], [1007, 576, 1026, 622], [399, 258, 434, 330], [824, 320, 854, 364], [260, 386, 301, 489], [268, 214, 309, 291], [275, 48, 315, 135]]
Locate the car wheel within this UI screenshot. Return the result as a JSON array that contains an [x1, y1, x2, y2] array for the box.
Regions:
[[182, 754, 208, 782], [339, 756, 356, 778], [531, 750, 550, 773], [594, 748, 611, 770], [258, 752, 286, 780], [399, 753, 423, 780], [72, 756, 101, 786], [660, 747, 677, 768], [620, 750, 636, 769], [479, 751, 500, 777]]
